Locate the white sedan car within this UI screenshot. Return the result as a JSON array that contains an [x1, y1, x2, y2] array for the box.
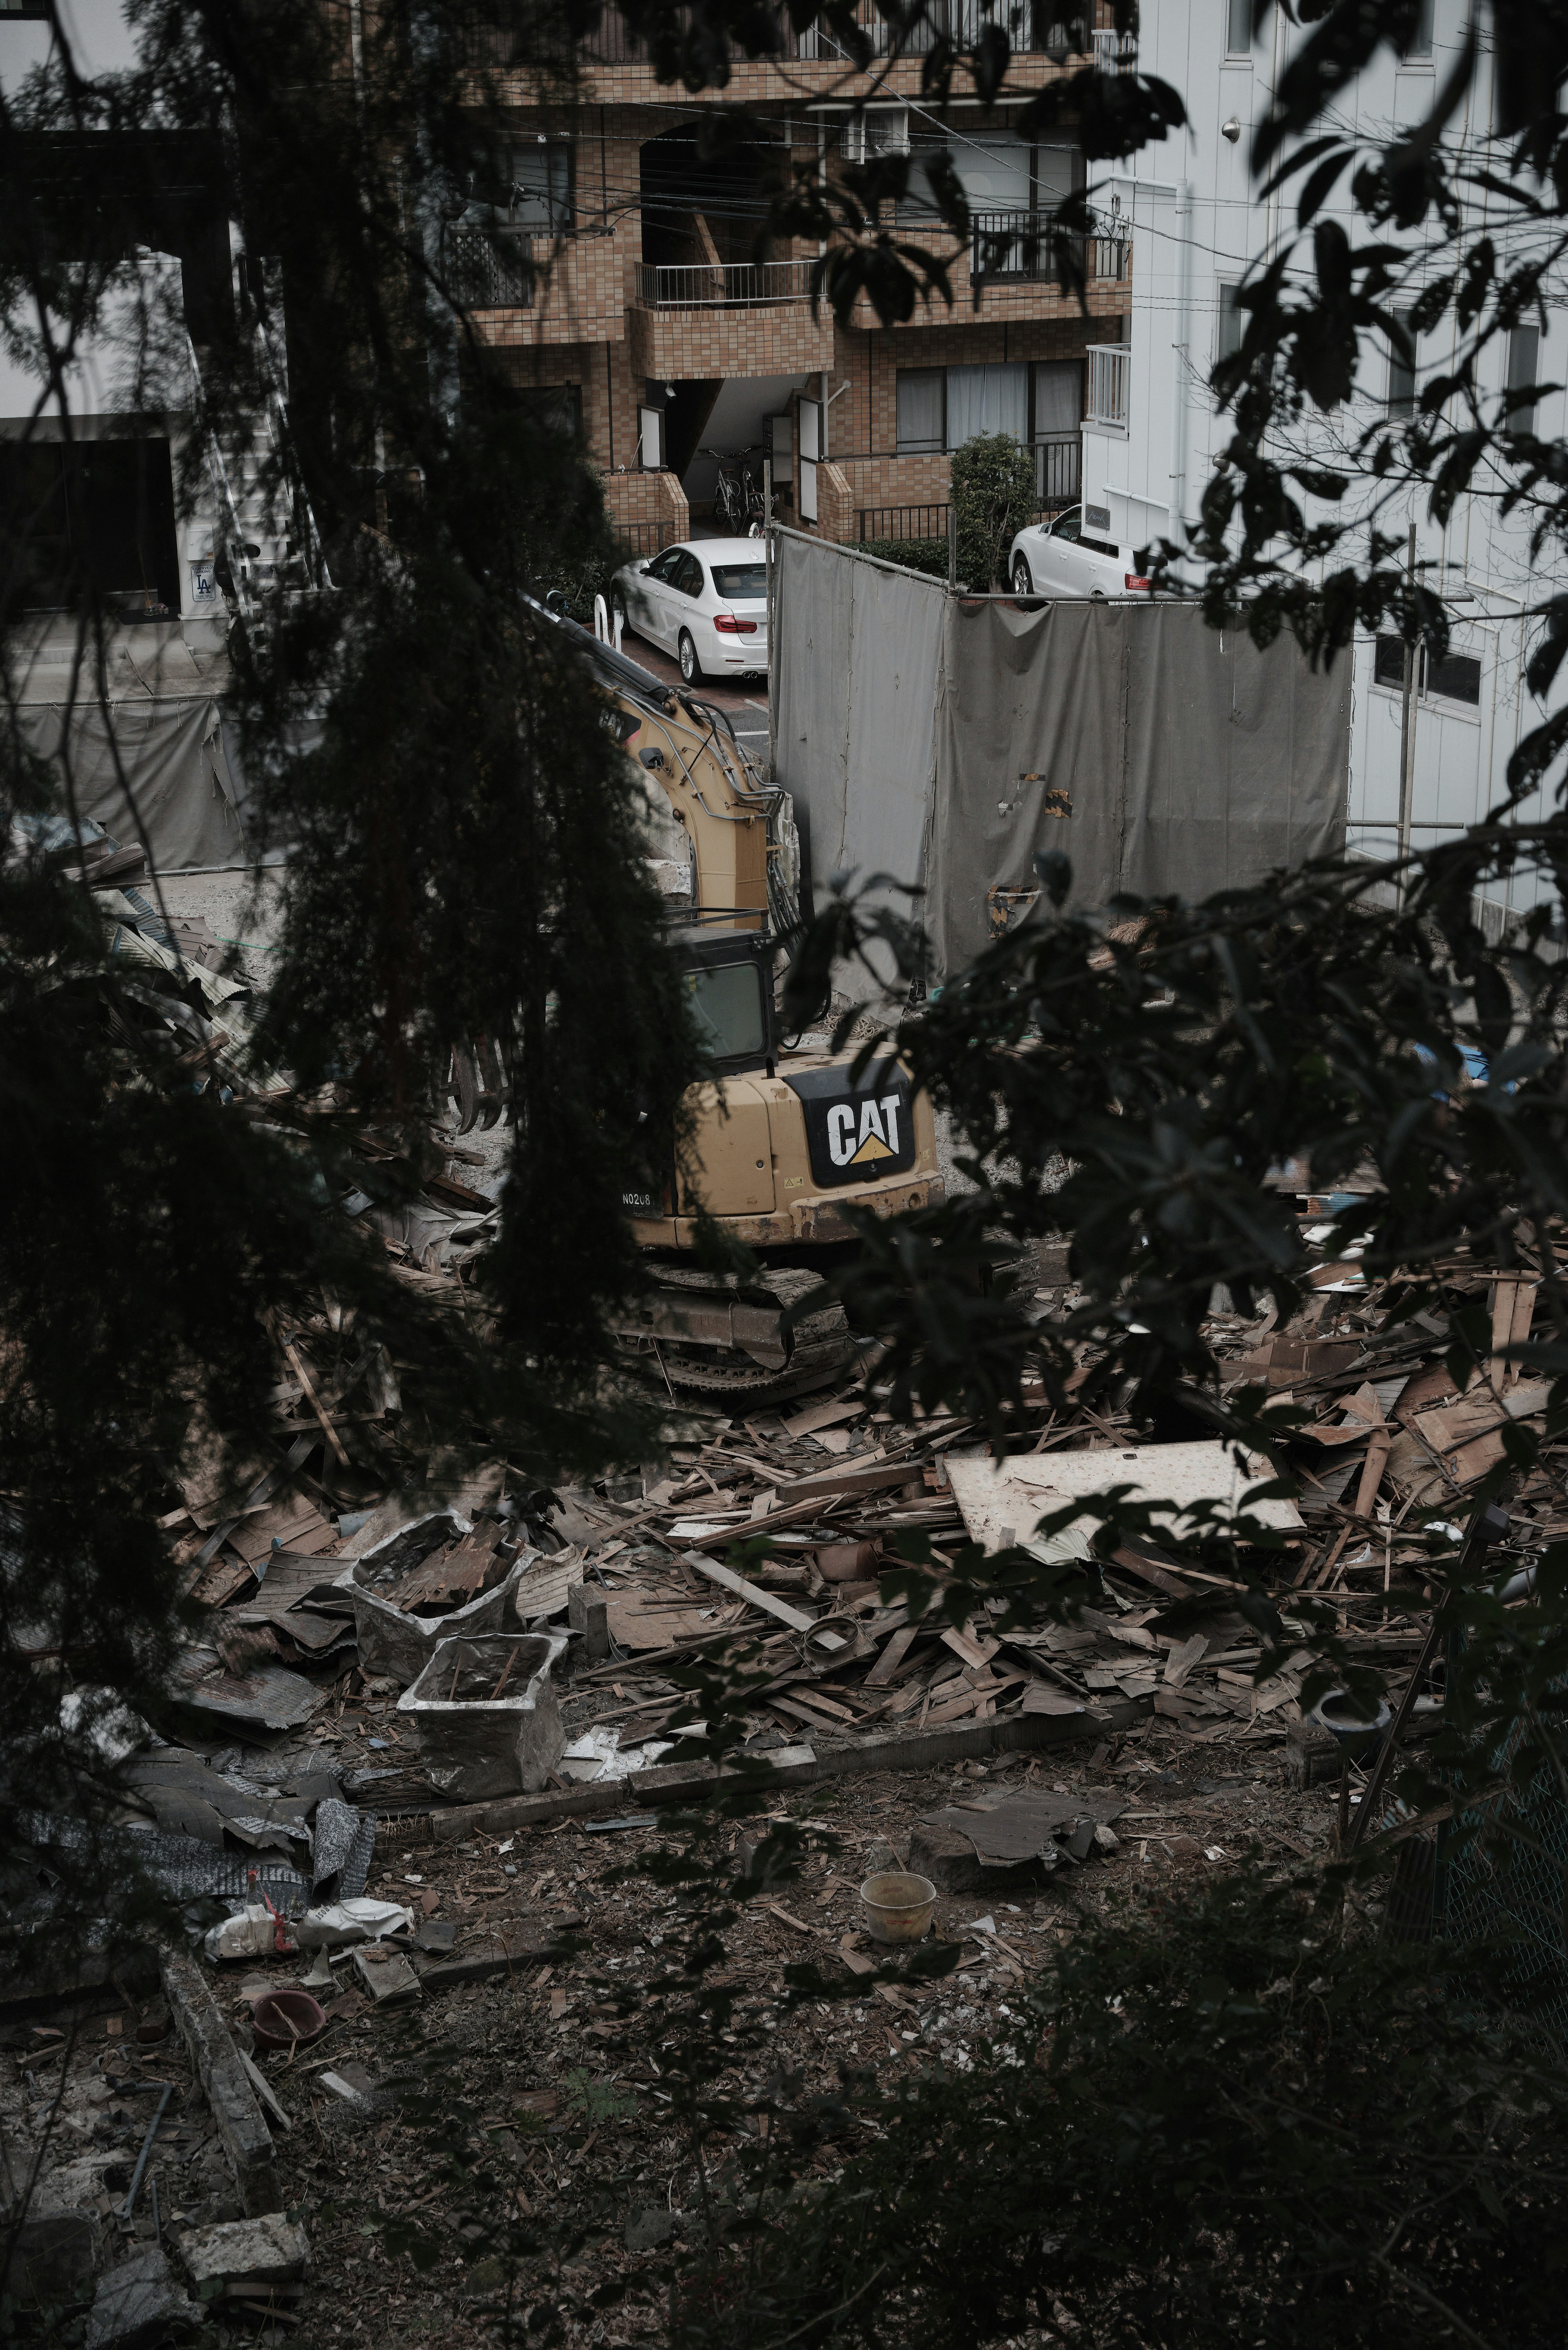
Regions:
[[1009, 506, 1154, 601], [610, 538, 768, 685]]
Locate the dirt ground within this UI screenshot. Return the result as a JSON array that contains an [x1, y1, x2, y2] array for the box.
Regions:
[[163, 1718, 1332, 2345]]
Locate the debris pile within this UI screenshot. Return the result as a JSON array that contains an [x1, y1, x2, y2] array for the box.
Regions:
[[8, 1146, 1557, 2337]]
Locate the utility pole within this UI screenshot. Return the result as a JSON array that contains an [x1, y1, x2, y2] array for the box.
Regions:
[[1396, 523, 1418, 901]]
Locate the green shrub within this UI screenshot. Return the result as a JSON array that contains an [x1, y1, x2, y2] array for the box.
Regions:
[[951, 430, 1038, 590], [848, 535, 950, 581]]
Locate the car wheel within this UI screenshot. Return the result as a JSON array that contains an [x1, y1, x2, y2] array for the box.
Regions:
[[678, 629, 703, 685], [1012, 555, 1033, 596], [1090, 588, 1107, 601]]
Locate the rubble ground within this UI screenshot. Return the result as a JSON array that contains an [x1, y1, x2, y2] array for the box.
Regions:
[[1, 1724, 1336, 2345], [11, 1170, 1551, 2341]]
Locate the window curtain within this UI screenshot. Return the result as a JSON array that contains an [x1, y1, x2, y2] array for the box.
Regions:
[[897, 369, 945, 452], [1031, 360, 1080, 436], [946, 361, 1028, 449], [950, 134, 1031, 213]]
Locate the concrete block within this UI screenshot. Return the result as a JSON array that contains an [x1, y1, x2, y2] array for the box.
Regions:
[[83, 2245, 200, 2348], [907, 1822, 984, 1894], [568, 1580, 609, 1662], [159, 1948, 282, 2216], [397, 1631, 567, 1802], [174, 2213, 309, 2293]]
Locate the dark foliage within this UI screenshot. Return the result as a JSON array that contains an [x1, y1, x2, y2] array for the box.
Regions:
[[666, 1870, 1568, 2350]]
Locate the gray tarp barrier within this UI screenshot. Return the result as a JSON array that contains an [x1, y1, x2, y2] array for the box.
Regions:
[[771, 528, 943, 907], [14, 693, 244, 872], [930, 598, 1349, 972], [770, 530, 1350, 983]]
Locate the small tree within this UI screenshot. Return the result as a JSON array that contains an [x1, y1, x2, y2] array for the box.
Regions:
[[951, 431, 1037, 590]]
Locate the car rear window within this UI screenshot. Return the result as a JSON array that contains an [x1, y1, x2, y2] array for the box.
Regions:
[[710, 563, 767, 599]]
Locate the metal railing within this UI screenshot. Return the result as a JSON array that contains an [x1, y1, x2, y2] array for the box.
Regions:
[[1092, 28, 1137, 72], [1085, 342, 1130, 428], [855, 502, 951, 541], [855, 466, 1077, 543], [799, 1, 1093, 61], [444, 226, 539, 309], [635, 258, 813, 308], [970, 208, 1131, 283], [1035, 431, 1080, 508], [545, 2, 1097, 65]]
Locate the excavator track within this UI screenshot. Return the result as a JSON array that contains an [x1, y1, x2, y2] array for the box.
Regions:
[[612, 1264, 855, 1404]]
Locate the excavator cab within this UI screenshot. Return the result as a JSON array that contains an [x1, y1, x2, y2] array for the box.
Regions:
[[672, 926, 776, 1079]]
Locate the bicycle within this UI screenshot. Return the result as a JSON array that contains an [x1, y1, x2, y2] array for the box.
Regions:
[[702, 446, 769, 537]]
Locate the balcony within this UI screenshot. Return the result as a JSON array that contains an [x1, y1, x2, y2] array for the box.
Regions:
[[634, 259, 813, 308], [1091, 28, 1137, 72], [444, 226, 538, 310], [561, 2, 1099, 66], [970, 209, 1131, 286], [1085, 343, 1130, 431]]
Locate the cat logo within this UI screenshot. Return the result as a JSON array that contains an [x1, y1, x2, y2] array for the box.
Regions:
[[827, 1093, 902, 1170]]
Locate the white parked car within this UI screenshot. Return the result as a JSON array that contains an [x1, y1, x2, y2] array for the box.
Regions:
[[1008, 506, 1154, 601], [610, 538, 768, 684]]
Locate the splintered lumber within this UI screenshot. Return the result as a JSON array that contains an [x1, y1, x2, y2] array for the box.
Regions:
[[683, 1550, 851, 1652]]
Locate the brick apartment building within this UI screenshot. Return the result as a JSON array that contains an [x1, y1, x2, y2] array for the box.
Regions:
[[457, 3, 1134, 547]]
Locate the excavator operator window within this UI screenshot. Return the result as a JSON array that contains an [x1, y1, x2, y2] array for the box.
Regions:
[[680, 958, 766, 1065]]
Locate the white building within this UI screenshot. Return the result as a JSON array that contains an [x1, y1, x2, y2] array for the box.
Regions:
[[0, 0, 325, 871], [1089, 0, 1562, 934]]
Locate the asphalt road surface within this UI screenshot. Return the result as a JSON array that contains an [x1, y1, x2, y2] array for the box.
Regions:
[[615, 623, 771, 751]]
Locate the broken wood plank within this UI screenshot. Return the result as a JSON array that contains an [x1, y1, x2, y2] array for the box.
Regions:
[[863, 1622, 920, 1688], [683, 1551, 850, 1650], [768, 1460, 920, 1506]]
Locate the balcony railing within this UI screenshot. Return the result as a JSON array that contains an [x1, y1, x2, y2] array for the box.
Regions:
[[1035, 430, 1080, 507], [971, 209, 1131, 284], [1085, 342, 1130, 429], [537, 2, 1098, 65], [797, 1, 1093, 60], [1092, 28, 1138, 73], [635, 258, 814, 308], [444, 225, 539, 309]]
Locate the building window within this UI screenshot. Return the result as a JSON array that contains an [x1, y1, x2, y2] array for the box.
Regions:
[[1426, 645, 1481, 706], [896, 368, 945, 453], [1374, 635, 1410, 689], [1226, 0, 1252, 58], [512, 384, 581, 438], [0, 436, 180, 617], [1388, 314, 1416, 414], [1373, 635, 1482, 707], [1217, 282, 1243, 362], [946, 361, 1029, 448], [845, 105, 910, 163], [1399, 0, 1434, 60], [504, 142, 573, 232], [1507, 323, 1540, 435]]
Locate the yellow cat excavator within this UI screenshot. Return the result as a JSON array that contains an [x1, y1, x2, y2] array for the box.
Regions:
[[599, 626, 944, 1400], [456, 604, 944, 1400]]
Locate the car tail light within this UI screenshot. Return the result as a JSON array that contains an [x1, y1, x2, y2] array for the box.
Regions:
[[713, 613, 758, 634], [1125, 573, 1152, 591]]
